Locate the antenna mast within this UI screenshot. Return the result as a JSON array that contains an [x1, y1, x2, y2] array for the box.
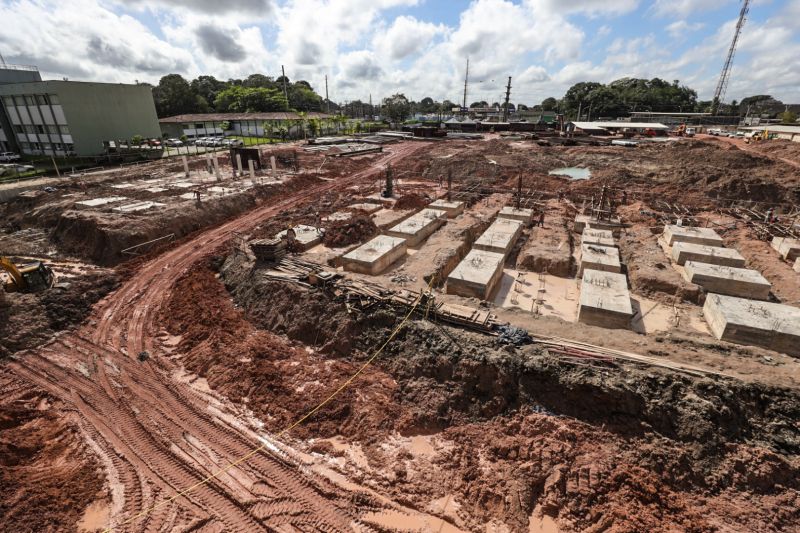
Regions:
[[462, 58, 469, 112], [711, 0, 750, 115]]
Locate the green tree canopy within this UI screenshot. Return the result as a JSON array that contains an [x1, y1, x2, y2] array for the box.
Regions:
[[153, 74, 198, 117], [540, 97, 558, 111], [383, 94, 412, 123], [214, 86, 288, 113]]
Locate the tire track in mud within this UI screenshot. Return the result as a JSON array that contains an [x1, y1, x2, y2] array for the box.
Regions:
[[7, 143, 425, 532]]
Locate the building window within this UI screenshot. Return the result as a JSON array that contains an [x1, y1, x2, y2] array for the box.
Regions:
[[49, 94, 59, 105], [195, 123, 204, 129], [20, 142, 30, 150], [36, 125, 46, 134], [24, 95, 35, 106], [46, 125, 59, 134], [35, 94, 48, 105], [59, 125, 70, 134], [14, 125, 24, 134], [2, 96, 13, 107]]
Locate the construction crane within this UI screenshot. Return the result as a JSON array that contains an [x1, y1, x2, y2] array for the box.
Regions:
[[711, 0, 751, 115]]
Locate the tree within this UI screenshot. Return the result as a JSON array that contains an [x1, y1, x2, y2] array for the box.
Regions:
[[214, 86, 288, 113], [152, 74, 198, 117], [561, 82, 603, 119], [190, 75, 226, 110], [470, 101, 488, 108], [243, 74, 273, 88], [541, 97, 558, 111], [780, 111, 798, 124], [382, 94, 411, 123], [288, 82, 323, 112]]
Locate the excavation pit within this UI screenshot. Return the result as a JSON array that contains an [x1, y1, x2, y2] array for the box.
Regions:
[[498, 206, 534, 224], [429, 199, 465, 218], [447, 249, 505, 300], [671, 242, 746, 268], [386, 208, 447, 247], [581, 228, 615, 248], [771, 237, 800, 262], [341, 235, 407, 275], [277, 225, 322, 251], [473, 218, 523, 258], [683, 261, 771, 300], [578, 269, 633, 330], [664, 224, 724, 247], [579, 243, 621, 276], [703, 294, 800, 356]]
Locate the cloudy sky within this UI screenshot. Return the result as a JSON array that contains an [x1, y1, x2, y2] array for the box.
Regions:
[[1, 0, 798, 106]]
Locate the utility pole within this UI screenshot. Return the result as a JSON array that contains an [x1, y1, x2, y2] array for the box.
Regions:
[[502, 76, 512, 122], [324, 74, 329, 113], [462, 57, 469, 112], [369, 93, 372, 119], [281, 65, 289, 105]]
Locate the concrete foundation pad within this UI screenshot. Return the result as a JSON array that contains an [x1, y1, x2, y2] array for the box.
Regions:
[[429, 199, 465, 218], [473, 218, 523, 258], [386, 208, 447, 247], [579, 243, 621, 276], [75, 196, 128, 209], [348, 203, 382, 214], [671, 242, 746, 268], [581, 228, 615, 248], [771, 237, 800, 262], [574, 214, 623, 236], [277, 224, 322, 251], [342, 235, 407, 275], [112, 201, 165, 213], [447, 249, 505, 300], [498, 206, 534, 224], [703, 294, 800, 356], [664, 224, 724, 247], [578, 269, 633, 330], [683, 261, 771, 300]]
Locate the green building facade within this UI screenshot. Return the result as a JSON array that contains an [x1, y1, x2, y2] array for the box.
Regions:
[[0, 78, 160, 157]]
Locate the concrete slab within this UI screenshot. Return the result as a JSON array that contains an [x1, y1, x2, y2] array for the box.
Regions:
[[348, 203, 382, 214], [574, 214, 623, 236], [671, 242, 746, 268], [112, 201, 165, 213], [771, 237, 800, 262], [473, 218, 524, 258], [581, 228, 615, 248], [386, 208, 447, 247], [145, 187, 167, 193], [703, 294, 800, 356], [579, 243, 621, 276], [498, 206, 534, 224], [795, 257, 800, 273], [664, 224, 724, 247], [447, 249, 505, 300], [75, 196, 127, 209], [324, 211, 352, 222], [578, 269, 633, 330], [342, 235, 407, 275], [683, 261, 771, 300], [429, 199, 465, 218], [276, 224, 322, 251], [110, 182, 136, 189]]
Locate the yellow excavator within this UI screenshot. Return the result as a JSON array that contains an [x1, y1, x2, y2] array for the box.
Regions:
[[1, 256, 55, 293]]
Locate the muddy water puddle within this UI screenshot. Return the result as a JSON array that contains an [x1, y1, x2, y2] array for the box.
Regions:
[[549, 167, 591, 180]]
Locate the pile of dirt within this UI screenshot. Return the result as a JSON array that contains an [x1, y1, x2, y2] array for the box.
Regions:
[[0, 271, 119, 357], [747, 139, 800, 165], [0, 368, 105, 531], [393, 193, 429, 210], [322, 215, 378, 248], [162, 262, 401, 440]]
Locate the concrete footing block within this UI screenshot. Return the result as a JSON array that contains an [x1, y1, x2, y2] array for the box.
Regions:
[[429, 199, 465, 218], [683, 261, 771, 300], [664, 224, 724, 247], [342, 235, 407, 275], [671, 242, 745, 268], [473, 218, 523, 258], [447, 249, 505, 300], [386, 208, 447, 247], [703, 293, 800, 356], [498, 206, 534, 224], [578, 269, 633, 330], [581, 228, 615, 248], [771, 237, 800, 262], [579, 243, 621, 276]]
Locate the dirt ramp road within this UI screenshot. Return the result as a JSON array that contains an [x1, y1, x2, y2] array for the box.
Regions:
[[6, 142, 425, 532]]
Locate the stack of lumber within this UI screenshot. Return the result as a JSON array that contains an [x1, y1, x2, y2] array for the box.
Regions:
[[250, 238, 286, 261]]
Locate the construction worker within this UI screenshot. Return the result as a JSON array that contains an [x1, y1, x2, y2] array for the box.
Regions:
[[538, 211, 545, 228], [622, 190, 628, 205], [285, 225, 297, 253]]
